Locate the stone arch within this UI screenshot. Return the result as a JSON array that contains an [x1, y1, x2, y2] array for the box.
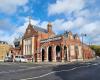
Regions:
[[48, 46, 52, 62], [56, 45, 61, 62]]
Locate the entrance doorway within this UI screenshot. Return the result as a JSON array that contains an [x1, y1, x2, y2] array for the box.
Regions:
[[56, 45, 61, 62], [42, 49, 45, 62], [48, 46, 52, 62], [64, 46, 67, 61]]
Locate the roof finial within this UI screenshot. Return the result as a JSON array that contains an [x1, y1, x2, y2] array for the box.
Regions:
[[29, 16, 32, 24]]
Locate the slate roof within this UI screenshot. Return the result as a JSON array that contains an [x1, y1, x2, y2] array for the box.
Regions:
[[33, 25, 48, 33]]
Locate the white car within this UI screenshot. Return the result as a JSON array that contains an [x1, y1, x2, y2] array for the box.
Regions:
[[14, 55, 28, 63]]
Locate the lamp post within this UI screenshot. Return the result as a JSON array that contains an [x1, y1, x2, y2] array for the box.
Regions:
[[81, 33, 87, 61]]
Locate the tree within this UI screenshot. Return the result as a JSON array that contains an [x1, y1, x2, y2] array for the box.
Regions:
[[90, 45, 100, 56]]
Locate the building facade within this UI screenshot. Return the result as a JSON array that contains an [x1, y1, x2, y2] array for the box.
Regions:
[[22, 22, 94, 62], [0, 41, 10, 61]]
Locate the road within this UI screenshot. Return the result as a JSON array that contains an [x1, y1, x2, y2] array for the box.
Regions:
[[0, 59, 100, 80]]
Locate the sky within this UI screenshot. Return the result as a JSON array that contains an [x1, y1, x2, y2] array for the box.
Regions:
[[0, 0, 100, 45]]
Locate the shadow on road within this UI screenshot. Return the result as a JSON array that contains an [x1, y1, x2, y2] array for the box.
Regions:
[[52, 61, 100, 80], [52, 63, 81, 80]]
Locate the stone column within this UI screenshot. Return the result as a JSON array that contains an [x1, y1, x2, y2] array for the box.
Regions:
[[23, 40, 25, 55], [37, 52, 41, 63], [36, 36, 41, 63], [67, 47, 69, 61], [44, 47, 48, 62], [52, 46, 56, 62]]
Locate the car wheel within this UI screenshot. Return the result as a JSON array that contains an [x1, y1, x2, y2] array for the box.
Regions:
[[19, 60, 21, 63]]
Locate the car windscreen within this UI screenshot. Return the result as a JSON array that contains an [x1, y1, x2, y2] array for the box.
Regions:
[[21, 56, 25, 58], [15, 56, 18, 58]]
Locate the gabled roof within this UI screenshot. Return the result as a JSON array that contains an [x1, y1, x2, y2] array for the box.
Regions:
[[33, 25, 48, 33]]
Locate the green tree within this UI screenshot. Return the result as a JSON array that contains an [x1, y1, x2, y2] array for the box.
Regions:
[[90, 45, 100, 56]]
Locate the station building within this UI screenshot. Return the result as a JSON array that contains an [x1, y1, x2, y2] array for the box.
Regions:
[[22, 21, 94, 62]]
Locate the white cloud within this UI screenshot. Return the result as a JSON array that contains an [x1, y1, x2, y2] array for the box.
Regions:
[[75, 9, 91, 18], [79, 21, 100, 36], [0, 0, 28, 14], [91, 36, 100, 45], [48, 0, 85, 15], [51, 17, 88, 33], [52, 19, 73, 33]]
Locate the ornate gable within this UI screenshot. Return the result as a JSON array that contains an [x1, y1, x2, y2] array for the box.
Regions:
[[23, 24, 38, 39]]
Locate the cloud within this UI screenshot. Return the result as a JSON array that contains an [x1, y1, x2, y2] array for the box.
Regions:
[[48, 0, 86, 15], [79, 21, 100, 36], [0, 0, 28, 14], [91, 36, 100, 45]]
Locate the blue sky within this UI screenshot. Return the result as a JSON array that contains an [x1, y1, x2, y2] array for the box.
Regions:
[[0, 0, 100, 45]]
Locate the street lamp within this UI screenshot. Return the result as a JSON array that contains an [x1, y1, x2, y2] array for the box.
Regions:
[[81, 33, 87, 61]]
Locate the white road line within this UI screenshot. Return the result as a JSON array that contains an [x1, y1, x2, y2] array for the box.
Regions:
[[20, 65, 90, 80], [20, 63, 100, 80], [92, 63, 99, 66], [0, 66, 43, 74], [0, 64, 57, 74]]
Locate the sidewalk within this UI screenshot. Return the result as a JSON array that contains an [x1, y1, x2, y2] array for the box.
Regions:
[[31, 59, 95, 65]]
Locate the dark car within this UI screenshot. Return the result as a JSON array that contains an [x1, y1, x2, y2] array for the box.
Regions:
[[4, 57, 13, 62]]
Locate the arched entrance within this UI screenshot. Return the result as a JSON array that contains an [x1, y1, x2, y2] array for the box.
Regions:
[[64, 46, 67, 61], [42, 49, 45, 62], [48, 46, 52, 62], [56, 45, 61, 62]]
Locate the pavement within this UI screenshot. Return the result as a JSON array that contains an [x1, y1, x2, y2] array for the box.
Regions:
[[0, 58, 100, 80]]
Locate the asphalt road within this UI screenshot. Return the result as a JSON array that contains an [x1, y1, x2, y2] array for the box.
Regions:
[[0, 59, 100, 80]]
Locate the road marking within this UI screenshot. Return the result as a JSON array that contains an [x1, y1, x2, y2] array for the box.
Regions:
[[20, 65, 91, 80], [0, 66, 43, 74], [92, 63, 99, 66], [20, 63, 100, 80], [0, 64, 57, 74]]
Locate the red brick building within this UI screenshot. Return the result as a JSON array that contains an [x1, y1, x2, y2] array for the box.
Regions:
[[22, 22, 94, 62]]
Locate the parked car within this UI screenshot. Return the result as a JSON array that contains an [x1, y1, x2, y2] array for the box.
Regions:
[[4, 57, 13, 62], [14, 55, 28, 63]]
